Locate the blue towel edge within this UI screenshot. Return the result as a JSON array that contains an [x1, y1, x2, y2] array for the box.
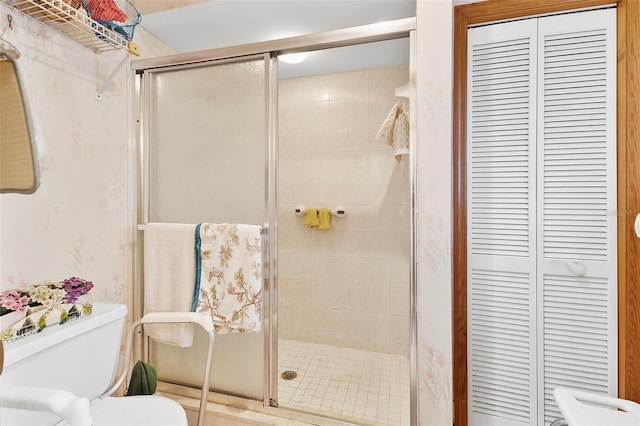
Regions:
[[191, 223, 202, 312]]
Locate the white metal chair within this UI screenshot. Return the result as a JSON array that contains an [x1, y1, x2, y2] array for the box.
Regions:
[[0, 312, 215, 426]]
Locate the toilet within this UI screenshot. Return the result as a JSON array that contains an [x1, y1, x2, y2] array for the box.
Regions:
[[0, 303, 189, 426], [554, 388, 640, 426]]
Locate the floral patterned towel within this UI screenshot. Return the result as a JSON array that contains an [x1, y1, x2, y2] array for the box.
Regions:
[[375, 101, 410, 158], [192, 223, 262, 334]]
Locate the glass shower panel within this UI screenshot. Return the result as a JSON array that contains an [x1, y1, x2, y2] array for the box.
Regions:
[[145, 58, 266, 400]]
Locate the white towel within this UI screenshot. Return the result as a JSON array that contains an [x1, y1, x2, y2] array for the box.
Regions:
[[143, 223, 197, 347], [194, 223, 262, 334], [375, 101, 410, 158]]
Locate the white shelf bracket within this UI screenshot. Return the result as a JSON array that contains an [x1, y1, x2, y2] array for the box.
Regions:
[[96, 52, 130, 101]]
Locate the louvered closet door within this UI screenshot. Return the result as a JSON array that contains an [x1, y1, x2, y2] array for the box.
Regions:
[[536, 9, 617, 425], [468, 8, 617, 426], [467, 20, 538, 426]]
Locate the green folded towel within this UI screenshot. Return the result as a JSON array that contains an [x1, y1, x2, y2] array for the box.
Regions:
[[126, 360, 157, 396]]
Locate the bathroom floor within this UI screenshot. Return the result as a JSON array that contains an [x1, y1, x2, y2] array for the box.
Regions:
[[278, 339, 410, 426]]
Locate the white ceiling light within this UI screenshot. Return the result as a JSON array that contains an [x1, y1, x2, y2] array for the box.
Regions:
[[279, 53, 307, 64]]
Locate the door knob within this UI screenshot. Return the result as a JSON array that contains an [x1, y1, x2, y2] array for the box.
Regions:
[[566, 262, 586, 277]]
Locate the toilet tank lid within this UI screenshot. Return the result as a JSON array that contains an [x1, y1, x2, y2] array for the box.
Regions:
[[3, 303, 127, 368]]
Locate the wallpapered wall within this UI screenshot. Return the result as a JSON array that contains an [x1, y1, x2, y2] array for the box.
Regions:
[[0, 5, 174, 307], [0, 2, 456, 424], [415, 1, 454, 425]]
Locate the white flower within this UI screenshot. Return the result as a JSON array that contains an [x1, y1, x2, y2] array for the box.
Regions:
[[29, 282, 65, 307]]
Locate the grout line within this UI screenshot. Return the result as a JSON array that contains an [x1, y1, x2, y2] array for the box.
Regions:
[[278, 338, 410, 426]]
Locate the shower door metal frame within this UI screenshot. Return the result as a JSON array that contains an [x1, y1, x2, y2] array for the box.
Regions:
[[136, 52, 273, 402], [131, 16, 418, 426]]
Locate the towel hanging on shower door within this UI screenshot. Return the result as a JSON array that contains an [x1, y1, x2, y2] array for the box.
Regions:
[[375, 101, 409, 158], [192, 223, 263, 334], [143, 222, 196, 347]]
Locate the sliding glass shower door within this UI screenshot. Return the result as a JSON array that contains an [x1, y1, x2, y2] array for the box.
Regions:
[[133, 19, 417, 424], [142, 55, 269, 400]]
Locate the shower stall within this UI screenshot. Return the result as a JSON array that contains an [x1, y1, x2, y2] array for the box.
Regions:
[[131, 18, 416, 426]]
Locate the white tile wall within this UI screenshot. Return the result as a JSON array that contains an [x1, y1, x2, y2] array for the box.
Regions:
[[278, 65, 410, 355]]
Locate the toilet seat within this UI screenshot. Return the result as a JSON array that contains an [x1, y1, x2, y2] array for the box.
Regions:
[[91, 395, 188, 426], [554, 388, 640, 426], [0, 311, 213, 426]]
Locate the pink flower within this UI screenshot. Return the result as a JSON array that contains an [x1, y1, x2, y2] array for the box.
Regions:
[[0, 289, 31, 314]]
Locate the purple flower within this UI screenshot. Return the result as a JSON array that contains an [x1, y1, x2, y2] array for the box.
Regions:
[[60, 277, 94, 304]]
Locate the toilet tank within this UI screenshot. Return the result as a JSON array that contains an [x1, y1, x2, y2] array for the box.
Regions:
[[0, 303, 127, 425]]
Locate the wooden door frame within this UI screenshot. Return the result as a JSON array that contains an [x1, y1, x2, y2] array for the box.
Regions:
[[452, 0, 640, 425]]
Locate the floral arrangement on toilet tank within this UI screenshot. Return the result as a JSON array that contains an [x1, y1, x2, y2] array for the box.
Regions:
[[0, 277, 94, 342]]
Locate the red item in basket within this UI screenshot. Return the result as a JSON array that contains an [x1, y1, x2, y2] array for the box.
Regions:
[[87, 0, 127, 22]]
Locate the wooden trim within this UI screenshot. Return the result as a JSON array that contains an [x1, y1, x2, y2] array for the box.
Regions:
[[452, 1, 637, 424], [457, 0, 618, 25], [618, 0, 640, 402], [616, 0, 628, 399], [452, 6, 468, 426]]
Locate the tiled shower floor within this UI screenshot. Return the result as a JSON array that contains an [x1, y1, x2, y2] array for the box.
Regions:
[[278, 339, 410, 426]]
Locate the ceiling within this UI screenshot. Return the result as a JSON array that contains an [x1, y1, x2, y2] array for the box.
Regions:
[[134, 0, 415, 79], [132, 0, 206, 16]]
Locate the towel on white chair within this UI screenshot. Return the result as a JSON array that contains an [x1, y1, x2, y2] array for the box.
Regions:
[[143, 223, 196, 347], [193, 223, 262, 334]]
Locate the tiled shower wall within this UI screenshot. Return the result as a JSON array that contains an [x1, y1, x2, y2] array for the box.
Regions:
[[278, 64, 410, 356]]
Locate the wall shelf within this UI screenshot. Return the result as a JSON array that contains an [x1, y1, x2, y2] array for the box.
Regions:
[[2, 0, 137, 54]]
